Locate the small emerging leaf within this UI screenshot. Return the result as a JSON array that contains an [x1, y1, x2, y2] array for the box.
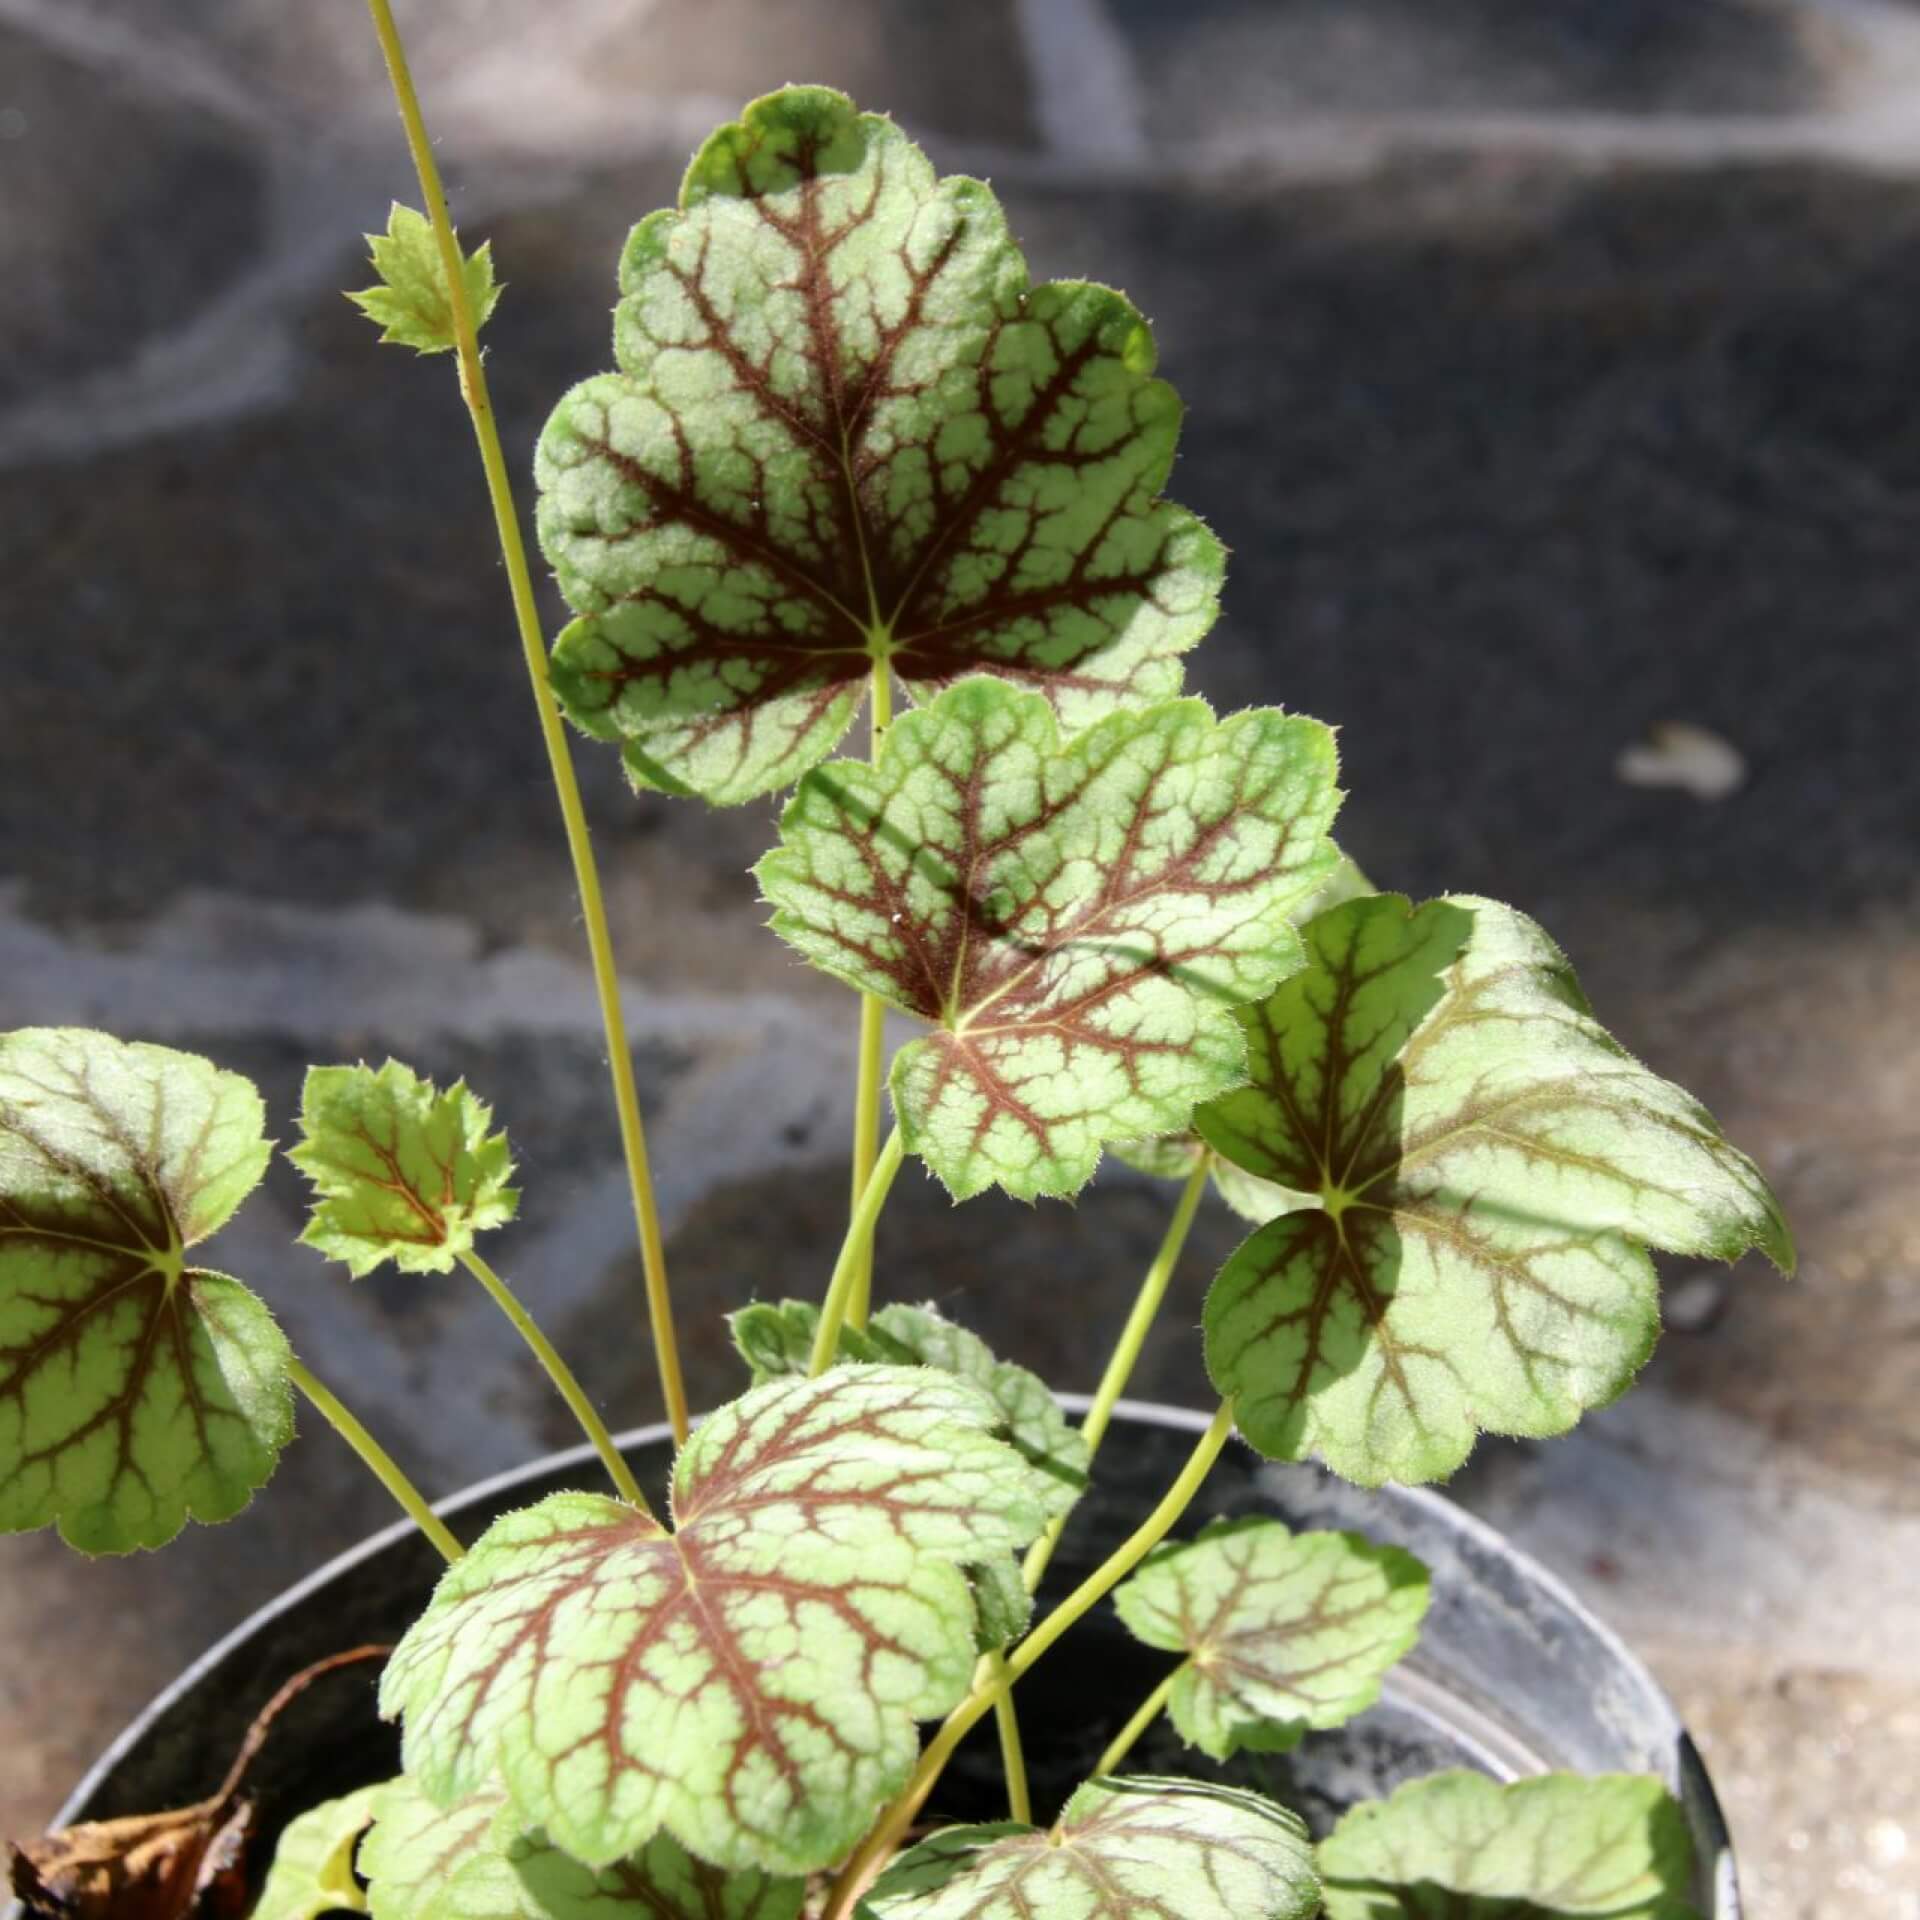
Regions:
[[759, 680, 1340, 1200], [347, 204, 501, 355], [360, 1777, 801, 1920], [536, 85, 1224, 805], [866, 1776, 1318, 1920], [1198, 895, 1793, 1484], [253, 1786, 379, 1920], [290, 1061, 517, 1277], [1113, 1518, 1428, 1759], [1317, 1771, 1701, 1918], [382, 1367, 1046, 1875], [0, 1029, 290, 1554]]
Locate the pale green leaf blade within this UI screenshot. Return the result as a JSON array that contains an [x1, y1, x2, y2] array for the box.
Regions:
[[866, 1776, 1318, 1920], [963, 1551, 1031, 1654], [0, 1028, 291, 1553], [290, 1061, 518, 1277], [361, 1777, 802, 1920], [727, 1298, 1087, 1520], [1317, 1771, 1701, 1918], [1112, 1518, 1428, 1759], [255, 1783, 382, 1920], [347, 203, 502, 355], [381, 1367, 1046, 1875], [535, 85, 1223, 805], [727, 1299, 882, 1383], [1198, 894, 1793, 1484], [758, 680, 1340, 1200]]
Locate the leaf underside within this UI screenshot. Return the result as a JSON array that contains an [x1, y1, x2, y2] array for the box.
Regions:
[[360, 1776, 802, 1920], [254, 1784, 380, 1920], [1316, 1771, 1702, 1918], [1196, 894, 1793, 1485], [535, 85, 1223, 804], [290, 1060, 518, 1278], [381, 1367, 1045, 1875], [0, 1029, 290, 1554], [865, 1776, 1319, 1920], [759, 678, 1340, 1199], [1113, 1517, 1429, 1760]]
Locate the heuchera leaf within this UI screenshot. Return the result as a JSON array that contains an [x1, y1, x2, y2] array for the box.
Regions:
[[1112, 1518, 1428, 1760], [359, 1777, 802, 1920], [290, 1062, 517, 1278], [865, 1777, 1318, 1920], [0, 1029, 291, 1554], [380, 1367, 1045, 1874], [253, 1785, 380, 1920], [1316, 1772, 1701, 1918], [1197, 895, 1793, 1485], [347, 204, 502, 355], [1108, 1131, 1314, 1228], [758, 679, 1340, 1200], [534, 85, 1224, 805], [727, 1299, 1089, 1518]]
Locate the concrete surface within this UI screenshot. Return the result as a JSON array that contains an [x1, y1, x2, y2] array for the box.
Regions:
[[1, 3, 1917, 1914]]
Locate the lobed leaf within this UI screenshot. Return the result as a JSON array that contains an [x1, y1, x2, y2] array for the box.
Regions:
[[865, 1776, 1318, 1920], [759, 679, 1340, 1200], [290, 1062, 517, 1278], [1198, 895, 1793, 1484], [1112, 1517, 1428, 1759], [360, 1776, 801, 1920], [1316, 1771, 1701, 1918], [728, 1299, 1088, 1519], [255, 1784, 381, 1920], [0, 1029, 291, 1554], [535, 85, 1223, 805], [381, 1367, 1045, 1875], [347, 203, 502, 355]]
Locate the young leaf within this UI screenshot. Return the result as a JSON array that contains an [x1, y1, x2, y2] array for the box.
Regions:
[[0, 1028, 291, 1554], [729, 1300, 1088, 1520], [290, 1062, 517, 1278], [347, 204, 502, 355], [254, 1784, 380, 1920], [360, 1777, 802, 1920], [865, 1777, 1318, 1920], [534, 85, 1223, 805], [1197, 895, 1793, 1485], [381, 1367, 1046, 1875], [728, 1299, 883, 1383], [1317, 1771, 1701, 1918], [759, 680, 1340, 1200], [1112, 1518, 1428, 1759]]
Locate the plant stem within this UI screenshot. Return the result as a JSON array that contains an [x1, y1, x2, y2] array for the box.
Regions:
[[825, 1402, 1237, 1914], [288, 1357, 463, 1563], [846, 663, 895, 1331], [1022, 1150, 1211, 1592], [459, 1249, 652, 1515], [987, 1651, 1032, 1825], [361, 0, 688, 1447], [811, 1128, 907, 1375], [1091, 1667, 1179, 1779]]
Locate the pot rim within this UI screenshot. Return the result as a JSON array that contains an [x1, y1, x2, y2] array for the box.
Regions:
[[42, 1396, 1739, 1917]]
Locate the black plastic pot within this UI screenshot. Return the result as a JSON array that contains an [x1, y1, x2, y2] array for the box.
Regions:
[[7, 1401, 1739, 1917]]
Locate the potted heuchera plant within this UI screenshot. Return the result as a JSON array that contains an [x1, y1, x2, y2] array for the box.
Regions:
[[2, 10, 1792, 1920]]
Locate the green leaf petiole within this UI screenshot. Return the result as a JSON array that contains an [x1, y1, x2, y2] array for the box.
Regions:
[[811, 1128, 908, 1375]]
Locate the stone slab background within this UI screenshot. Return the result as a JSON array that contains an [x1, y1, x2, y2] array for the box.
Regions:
[[1, 3, 1917, 1914]]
